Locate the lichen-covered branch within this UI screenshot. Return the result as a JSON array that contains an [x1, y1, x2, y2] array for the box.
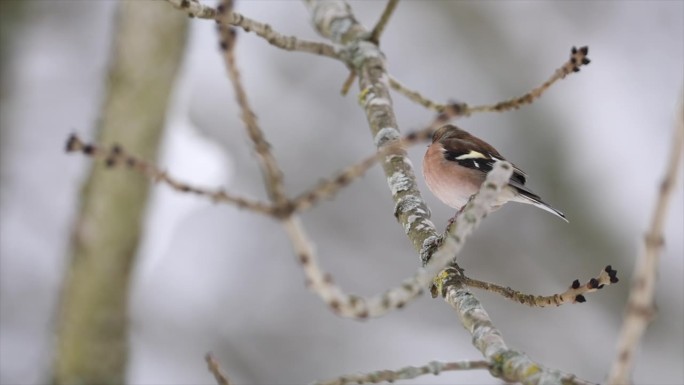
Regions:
[[306, 0, 436, 256], [53, 2, 188, 384], [607, 97, 684, 384], [314, 359, 490, 385], [438, 270, 596, 385], [304, 2, 604, 383]]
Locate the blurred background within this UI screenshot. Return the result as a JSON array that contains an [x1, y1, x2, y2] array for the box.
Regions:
[[1, 1, 682, 384]]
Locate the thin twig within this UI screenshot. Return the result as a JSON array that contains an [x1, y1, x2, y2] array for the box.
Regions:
[[290, 132, 426, 213], [63, 124, 434, 220], [217, 2, 289, 206], [340, 69, 356, 96], [166, 0, 216, 19], [205, 353, 231, 385], [314, 359, 490, 385], [388, 75, 445, 112], [65, 134, 276, 216], [462, 46, 590, 115], [388, 46, 590, 116], [460, 266, 619, 307], [166, 0, 340, 59], [607, 97, 684, 384], [291, 151, 380, 213], [216, 5, 339, 59], [369, 0, 400, 44]]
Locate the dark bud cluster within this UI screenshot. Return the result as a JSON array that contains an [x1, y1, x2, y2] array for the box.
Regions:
[[605, 265, 619, 283], [569, 46, 591, 72]]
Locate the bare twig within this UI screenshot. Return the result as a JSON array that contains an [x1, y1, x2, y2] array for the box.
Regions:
[[64, 127, 433, 220], [166, 0, 340, 59], [291, 150, 380, 212], [459, 266, 619, 307], [314, 359, 490, 385], [462, 46, 590, 115], [290, 131, 426, 213], [205, 353, 231, 385], [340, 69, 356, 95], [217, 5, 339, 59], [388, 75, 445, 112], [217, 2, 288, 206], [65, 134, 276, 215], [282, 215, 423, 319], [388, 46, 590, 116], [369, 0, 399, 44], [166, 0, 216, 19], [607, 98, 684, 384]]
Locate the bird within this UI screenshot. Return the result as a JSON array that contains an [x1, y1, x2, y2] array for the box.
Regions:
[[422, 124, 568, 222]]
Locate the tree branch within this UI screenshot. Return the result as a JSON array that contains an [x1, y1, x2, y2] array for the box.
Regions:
[[437, 268, 596, 385], [205, 353, 231, 385], [607, 96, 684, 384], [314, 359, 489, 385], [388, 46, 591, 115], [166, 0, 216, 19], [283, 161, 513, 319], [305, 0, 435, 257], [217, 1, 288, 206], [369, 0, 400, 44], [64, 134, 276, 215], [461, 265, 618, 307], [54, 2, 189, 383]]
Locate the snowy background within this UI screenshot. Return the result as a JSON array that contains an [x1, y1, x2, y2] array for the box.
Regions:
[[1, 1, 682, 384]]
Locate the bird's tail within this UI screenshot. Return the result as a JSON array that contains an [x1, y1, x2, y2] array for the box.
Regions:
[[513, 188, 568, 222]]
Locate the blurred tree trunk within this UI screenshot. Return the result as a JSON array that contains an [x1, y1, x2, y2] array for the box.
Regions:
[[52, 1, 188, 384]]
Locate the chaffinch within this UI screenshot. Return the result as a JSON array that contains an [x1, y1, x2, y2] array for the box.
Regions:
[[422, 124, 567, 222]]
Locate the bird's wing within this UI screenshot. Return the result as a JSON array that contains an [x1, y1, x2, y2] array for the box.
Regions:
[[443, 144, 527, 186]]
